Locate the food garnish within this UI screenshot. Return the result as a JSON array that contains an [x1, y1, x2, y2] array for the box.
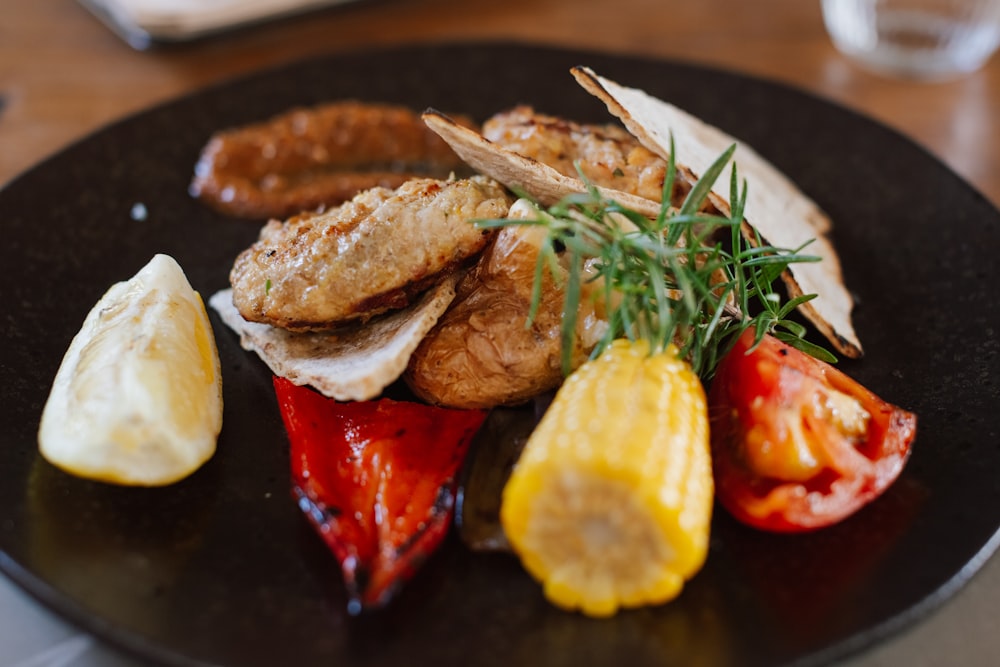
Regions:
[[572, 66, 862, 358], [477, 140, 829, 376], [708, 329, 916, 532], [38, 254, 223, 486], [274, 377, 485, 613]]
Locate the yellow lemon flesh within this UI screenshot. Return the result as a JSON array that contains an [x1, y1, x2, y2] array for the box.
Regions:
[[38, 254, 223, 486]]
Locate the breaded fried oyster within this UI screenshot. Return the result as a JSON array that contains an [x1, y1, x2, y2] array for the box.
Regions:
[[482, 105, 709, 208], [229, 176, 513, 331]]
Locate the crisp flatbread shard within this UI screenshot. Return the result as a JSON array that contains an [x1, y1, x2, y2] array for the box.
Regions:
[[571, 66, 862, 358], [209, 274, 459, 402]]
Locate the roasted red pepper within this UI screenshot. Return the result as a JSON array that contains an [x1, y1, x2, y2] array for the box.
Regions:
[[708, 330, 917, 532], [273, 377, 486, 612]]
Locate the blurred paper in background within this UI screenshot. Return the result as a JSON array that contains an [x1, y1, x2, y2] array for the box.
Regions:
[[79, 0, 365, 48]]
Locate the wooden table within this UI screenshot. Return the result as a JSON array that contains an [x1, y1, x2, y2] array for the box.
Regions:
[[2, 0, 998, 665], [3, 0, 999, 208]]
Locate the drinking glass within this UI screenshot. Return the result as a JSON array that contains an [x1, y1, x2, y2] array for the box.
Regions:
[[821, 0, 1000, 80]]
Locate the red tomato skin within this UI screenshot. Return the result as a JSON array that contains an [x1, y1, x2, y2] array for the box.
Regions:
[[708, 330, 917, 533]]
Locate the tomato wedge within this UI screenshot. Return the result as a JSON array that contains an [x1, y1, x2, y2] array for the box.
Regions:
[[708, 330, 917, 532], [273, 377, 486, 612]]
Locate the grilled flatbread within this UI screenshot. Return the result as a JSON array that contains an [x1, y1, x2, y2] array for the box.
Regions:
[[571, 66, 862, 358], [209, 274, 460, 402]]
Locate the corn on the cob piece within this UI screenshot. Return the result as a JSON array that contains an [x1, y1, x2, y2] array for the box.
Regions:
[[500, 339, 713, 617]]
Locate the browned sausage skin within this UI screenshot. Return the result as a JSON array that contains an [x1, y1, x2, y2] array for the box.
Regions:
[[191, 101, 476, 219]]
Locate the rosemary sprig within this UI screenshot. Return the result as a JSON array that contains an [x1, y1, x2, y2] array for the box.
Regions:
[[477, 137, 835, 379]]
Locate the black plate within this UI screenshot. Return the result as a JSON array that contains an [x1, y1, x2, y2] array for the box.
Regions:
[[2, 42, 999, 667]]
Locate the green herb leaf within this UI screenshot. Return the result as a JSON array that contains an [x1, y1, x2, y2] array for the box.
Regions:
[[476, 136, 834, 377]]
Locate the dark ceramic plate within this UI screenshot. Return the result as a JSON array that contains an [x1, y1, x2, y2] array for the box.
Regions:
[[2, 43, 999, 667]]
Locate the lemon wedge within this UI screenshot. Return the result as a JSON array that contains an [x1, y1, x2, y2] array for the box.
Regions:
[[38, 254, 223, 486]]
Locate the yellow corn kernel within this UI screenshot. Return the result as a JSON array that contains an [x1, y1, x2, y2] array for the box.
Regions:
[[500, 339, 713, 617]]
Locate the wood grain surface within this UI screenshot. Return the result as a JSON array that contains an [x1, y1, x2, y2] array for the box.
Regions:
[[1, 0, 999, 208]]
